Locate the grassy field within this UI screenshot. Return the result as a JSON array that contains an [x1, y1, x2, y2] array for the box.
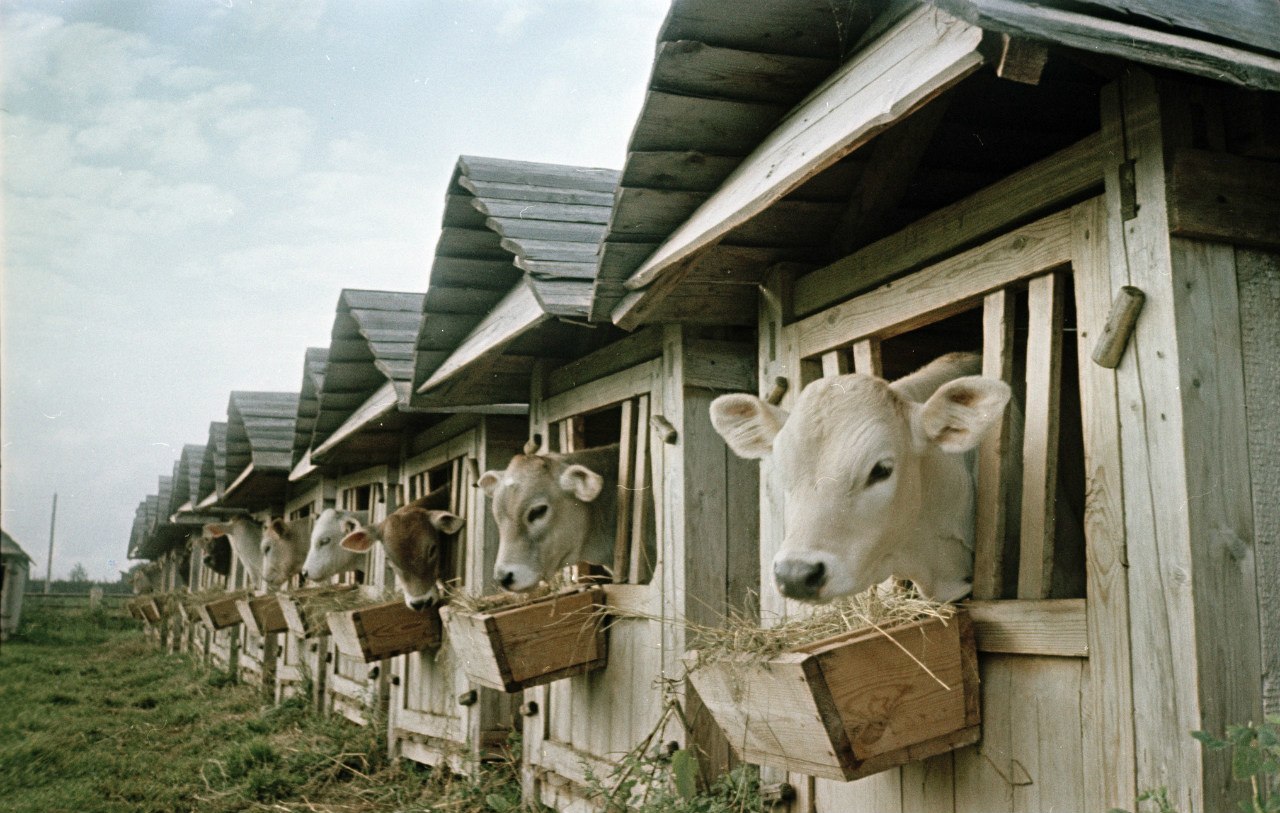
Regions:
[[0, 604, 521, 813], [0, 605, 765, 813]]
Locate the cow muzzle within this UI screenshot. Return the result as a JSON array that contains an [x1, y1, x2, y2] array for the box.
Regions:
[[773, 555, 830, 601], [494, 563, 540, 593]]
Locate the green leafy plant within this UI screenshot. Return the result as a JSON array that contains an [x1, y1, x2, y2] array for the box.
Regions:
[[1192, 718, 1280, 813]]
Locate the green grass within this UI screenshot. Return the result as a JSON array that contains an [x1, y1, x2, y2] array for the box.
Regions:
[[0, 605, 522, 812]]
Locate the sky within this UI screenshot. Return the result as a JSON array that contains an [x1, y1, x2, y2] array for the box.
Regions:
[[1, 0, 670, 581]]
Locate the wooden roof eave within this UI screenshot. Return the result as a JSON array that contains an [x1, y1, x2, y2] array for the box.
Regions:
[[931, 0, 1280, 91], [609, 5, 987, 330], [310, 380, 400, 465], [220, 461, 289, 510]]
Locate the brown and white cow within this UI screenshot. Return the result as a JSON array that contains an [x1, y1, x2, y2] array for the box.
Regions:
[[337, 486, 463, 610], [710, 353, 1010, 604], [477, 443, 619, 592], [129, 562, 161, 594], [260, 517, 311, 589], [203, 516, 264, 589]]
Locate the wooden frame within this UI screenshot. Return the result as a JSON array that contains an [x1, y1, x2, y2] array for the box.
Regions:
[[521, 324, 758, 810], [389, 413, 525, 772]]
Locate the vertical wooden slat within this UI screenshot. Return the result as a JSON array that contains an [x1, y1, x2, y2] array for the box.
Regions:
[[821, 348, 850, 377], [613, 399, 636, 581], [973, 289, 1017, 601], [851, 338, 882, 376], [1072, 197, 1137, 811], [629, 394, 652, 584], [1017, 271, 1064, 600]]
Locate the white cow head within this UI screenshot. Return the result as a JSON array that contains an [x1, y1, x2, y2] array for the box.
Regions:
[[477, 447, 612, 593], [260, 517, 310, 589], [302, 508, 367, 582], [203, 516, 263, 589], [710, 354, 1009, 603], [339, 499, 464, 610]]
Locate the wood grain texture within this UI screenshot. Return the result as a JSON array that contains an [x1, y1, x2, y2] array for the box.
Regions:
[[1237, 248, 1280, 716], [965, 599, 1086, 657], [1168, 149, 1280, 251], [973, 289, 1016, 601]]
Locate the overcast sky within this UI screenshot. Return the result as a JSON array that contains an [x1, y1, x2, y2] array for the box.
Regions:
[[1, 0, 669, 581]]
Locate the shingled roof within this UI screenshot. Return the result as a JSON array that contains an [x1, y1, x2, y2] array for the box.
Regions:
[[288, 347, 328, 480], [221, 391, 298, 509], [411, 156, 624, 408], [196, 422, 229, 508], [307, 290, 425, 463]]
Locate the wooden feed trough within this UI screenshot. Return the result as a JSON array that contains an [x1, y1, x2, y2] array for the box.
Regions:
[[687, 613, 980, 781], [126, 599, 147, 621], [442, 586, 607, 693], [278, 585, 357, 638], [139, 596, 163, 623], [327, 600, 442, 662], [237, 594, 290, 636], [198, 594, 245, 630]]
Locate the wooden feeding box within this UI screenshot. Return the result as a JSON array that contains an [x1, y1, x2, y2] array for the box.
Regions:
[[139, 596, 163, 623], [686, 612, 980, 782], [277, 585, 357, 638], [237, 594, 290, 636], [440, 585, 608, 693], [126, 599, 146, 621], [197, 595, 246, 631], [326, 600, 442, 663]]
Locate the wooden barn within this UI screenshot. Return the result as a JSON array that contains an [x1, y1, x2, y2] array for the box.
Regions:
[[221, 390, 300, 691], [587, 2, 1280, 812], [192, 420, 242, 671], [410, 155, 761, 811], [1, 530, 32, 642]]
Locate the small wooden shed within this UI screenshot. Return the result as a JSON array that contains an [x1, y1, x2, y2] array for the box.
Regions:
[[414, 156, 761, 810], [594, 2, 1280, 811], [1, 530, 32, 642]]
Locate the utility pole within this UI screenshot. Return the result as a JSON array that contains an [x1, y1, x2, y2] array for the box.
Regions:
[[44, 493, 57, 593]]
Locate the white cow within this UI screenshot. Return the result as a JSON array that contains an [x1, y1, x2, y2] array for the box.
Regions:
[[710, 353, 1009, 603], [260, 517, 311, 588], [478, 443, 620, 592], [203, 516, 264, 590], [301, 508, 368, 582]]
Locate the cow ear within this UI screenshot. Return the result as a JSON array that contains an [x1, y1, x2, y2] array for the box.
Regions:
[[340, 530, 375, 553], [560, 465, 605, 502], [203, 522, 228, 538], [340, 515, 362, 536], [477, 470, 502, 496], [268, 518, 287, 538], [918, 376, 1011, 453], [709, 394, 788, 459], [428, 511, 465, 536]]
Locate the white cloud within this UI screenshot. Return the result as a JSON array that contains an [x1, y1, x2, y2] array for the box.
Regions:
[[215, 106, 313, 178]]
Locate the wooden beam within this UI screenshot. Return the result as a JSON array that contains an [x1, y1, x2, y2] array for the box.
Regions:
[[965, 599, 1086, 656], [1017, 271, 1065, 600], [418, 282, 544, 395], [828, 98, 951, 257], [972, 289, 1016, 601], [794, 130, 1104, 318], [994, 33, 1048, 85], [793, 208, 1073, 359], [1167, 148, 1280, 252], [614, 6, 985, 320], [932, 0, 1280, 91]]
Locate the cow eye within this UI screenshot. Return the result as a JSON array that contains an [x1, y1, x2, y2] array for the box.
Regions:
[[526, 504, 548, 524], [318, 537, 330, 547], [867, 460, 894, 486], [262, 544, 272, 554]]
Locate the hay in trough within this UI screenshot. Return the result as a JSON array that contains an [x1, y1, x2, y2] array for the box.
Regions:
[[441, 573, 571, 615], [287, 584, 399, 617], [174, 587, 252, 610], [677, 585, 955, 669]]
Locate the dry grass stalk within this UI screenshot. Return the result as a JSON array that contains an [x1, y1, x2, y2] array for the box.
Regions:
[[440, 572, 572, 615], [290, 585, 399, 618], [175, 587, 253, 610]]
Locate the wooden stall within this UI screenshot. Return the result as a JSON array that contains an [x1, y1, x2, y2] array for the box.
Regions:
[[194, 421, 240, 671], [306, 290, 441, 727], [413, 154, 760, 808], [596, 2, 1280, 811], [221, 390, 300, 693], [276, 347, 333, 706], [1, 531, 32, 642]]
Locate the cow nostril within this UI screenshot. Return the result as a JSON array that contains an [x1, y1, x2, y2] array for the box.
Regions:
[[499, 571, 515, 589], [409, 599, 427, 611], [804, 562, 826, 589], [300, 570, 308, 581]]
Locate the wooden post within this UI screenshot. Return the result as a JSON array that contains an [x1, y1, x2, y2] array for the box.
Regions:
[[1102, 70, 1262, 813]]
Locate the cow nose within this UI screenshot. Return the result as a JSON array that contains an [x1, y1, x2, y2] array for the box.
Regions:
[[774, 559, 827, 600], [497, 568, 516, 590], [300, 569, 309, 581], [408, 597, 429, 611]]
